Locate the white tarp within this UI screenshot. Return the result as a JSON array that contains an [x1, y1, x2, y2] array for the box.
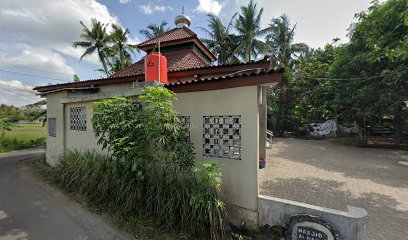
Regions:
[[338, 123, 359, 134], [308, 120, 337, 137]]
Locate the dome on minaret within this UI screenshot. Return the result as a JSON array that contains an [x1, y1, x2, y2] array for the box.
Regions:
[[175, 7, 191, 28]]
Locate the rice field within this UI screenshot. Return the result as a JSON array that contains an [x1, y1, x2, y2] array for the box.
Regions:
[[0, 123, 46, 153]]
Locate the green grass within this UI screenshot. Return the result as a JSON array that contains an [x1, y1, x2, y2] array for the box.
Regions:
[[27, 154, 208, 240], [4, 123, 46, 140], [0, 123, 46, 153]]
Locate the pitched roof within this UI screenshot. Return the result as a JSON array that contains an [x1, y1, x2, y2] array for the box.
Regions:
[[138, 27, 196, 50], [137, 27, 217, 61], [33, 57, 278, 94], [110, 49, 211, 78]]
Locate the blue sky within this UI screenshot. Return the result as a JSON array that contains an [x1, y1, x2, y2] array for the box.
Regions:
[[0, 0, 373, 106]]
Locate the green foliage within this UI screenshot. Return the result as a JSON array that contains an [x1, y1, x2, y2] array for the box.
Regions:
[[329, 0, 408, 141], [73, 18, 111, 76], [0, 104, 45, 122], [107, 23, 138, 74], [139, 21, 170, 40], [0, 118, 11, 136], [199, 13, 240, 65], [265, 15, 309, 69], [266, 0, 408, 141], [0, 136, 45, 153], [89, 87, 226, 238], [235, 0, 268, 62], [0, 123, 46, 153], [289, 44, 337, 126], [52, 149, 226, 238], [73, 19, 137, 76], [264, 14, 310, 134], [73, 74, 80, 82], [92, 86, 195, 171]]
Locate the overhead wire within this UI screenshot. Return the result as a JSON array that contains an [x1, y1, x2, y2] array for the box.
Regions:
[[0, 69, 69, 83], [0, 82, 37, 94], [0, 85, 40, 102]]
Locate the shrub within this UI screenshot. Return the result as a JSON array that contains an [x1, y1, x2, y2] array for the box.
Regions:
[[0, 136, 45, 153], [53, 150, 227, 239], [92, 86, 195, 171]]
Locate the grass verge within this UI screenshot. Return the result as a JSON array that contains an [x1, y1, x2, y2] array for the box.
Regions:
[[27, 155, 188, 240], [0, 123, 46, 153]]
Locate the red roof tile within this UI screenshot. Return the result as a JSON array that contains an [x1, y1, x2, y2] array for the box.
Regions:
[[110, 49, 211, 78], [138, 27, 196, 50]]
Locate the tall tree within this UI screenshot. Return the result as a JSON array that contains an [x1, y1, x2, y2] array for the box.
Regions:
[[199, 13, 239, 65], [265, 15, 309, 135], [139, 21, 170, 40], [109, 24, 138, 71], [73, 19, 111, 76], [265, 15, 308, 69], [235, 0, 267, 62], [73, 74, 80, 82], [329, 0, 408, 142]]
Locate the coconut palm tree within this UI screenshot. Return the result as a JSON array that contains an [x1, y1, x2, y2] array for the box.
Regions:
[[139, 21, 170, 40], [265, 15, 309, 69], [109, 24, 138, 71], [235, 0, 268, 62], [264, 15, 309, 136], [73, 18, 111, 76], [199, 13, 239, 65]]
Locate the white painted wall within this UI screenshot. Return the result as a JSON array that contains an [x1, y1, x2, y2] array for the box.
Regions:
[[45, 84, 264, 227]]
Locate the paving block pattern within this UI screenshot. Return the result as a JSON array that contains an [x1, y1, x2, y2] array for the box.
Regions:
[[259, 138, 408, 240]]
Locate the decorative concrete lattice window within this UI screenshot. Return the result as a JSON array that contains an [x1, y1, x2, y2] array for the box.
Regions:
[[48, 118, 56, 137], [70, 107, 87, 131], [203, 115, 241, 160], [180, 116, 191, 139]]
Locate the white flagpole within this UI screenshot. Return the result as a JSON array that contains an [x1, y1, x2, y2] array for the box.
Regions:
[[158, 39, 161, 83]]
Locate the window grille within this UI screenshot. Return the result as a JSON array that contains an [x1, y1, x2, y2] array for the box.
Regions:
[[48, 118, 56, 137], [70, 107, 87, 131], [203, 115, 241, 160]]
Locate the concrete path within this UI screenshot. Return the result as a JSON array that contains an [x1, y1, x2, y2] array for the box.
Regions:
[[0, 148, 133, 240], [259, 138, 408, 240]]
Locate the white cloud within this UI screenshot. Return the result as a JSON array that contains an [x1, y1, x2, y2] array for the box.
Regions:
[[195, 0, 223, 16], [0, 79, 40, 107], [0, 0, 132, 68], [0, 44, 75, 76], [138, 4, 172, 15], [119, 0, 131, 4], [234, 0, 372, 48], [0, 79, 34, 92]]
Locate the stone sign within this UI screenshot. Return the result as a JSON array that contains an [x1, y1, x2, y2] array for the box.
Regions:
[[286, 214, 341, 240], [296, 226, 327, 240]]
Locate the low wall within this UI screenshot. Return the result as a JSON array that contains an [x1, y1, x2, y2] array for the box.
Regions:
[[258, 195, 368, 240]]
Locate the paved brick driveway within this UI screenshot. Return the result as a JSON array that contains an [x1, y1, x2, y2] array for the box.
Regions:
[[259, 138, 408, 240]]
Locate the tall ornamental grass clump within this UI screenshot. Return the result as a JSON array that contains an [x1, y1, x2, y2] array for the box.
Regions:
[[53, 87, 227, 239]]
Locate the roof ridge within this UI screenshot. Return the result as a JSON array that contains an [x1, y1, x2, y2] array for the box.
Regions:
[[138, 27, 178, 47], [138, 27, 196, 48]]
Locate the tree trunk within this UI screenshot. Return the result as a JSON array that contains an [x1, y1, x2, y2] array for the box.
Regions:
[[394, 110, 402, 144], [358, 117, 368, 144], [97, 48, 109, 77]]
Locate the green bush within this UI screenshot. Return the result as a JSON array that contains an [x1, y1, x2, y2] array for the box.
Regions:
[[53, 150, 227, 239], [92, 86, 195, 171], [0, 136, 46, 153]]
